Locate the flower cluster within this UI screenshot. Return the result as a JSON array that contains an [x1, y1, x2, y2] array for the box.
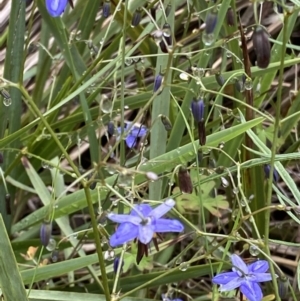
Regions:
[[107, 199, 184, 246], [212, 254, 273, 301]]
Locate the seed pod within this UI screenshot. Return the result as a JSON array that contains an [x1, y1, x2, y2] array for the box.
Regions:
[[153, 73, 164, 94], [178, 166, 193, 194], [226, 7, 235, 26], [278, 276, 289, 299], [165, 4, 171, 17], [40, 221, 52, 247], [264, 164, 279, 182], [131, 7, 142, 27], [5, 194, 11, 214], [215, 73, 225, 87], [160, 115, 172, 131], [234, 78, 244, 93], [0, 152, 3, 164], [205, 11, 218, 35], [159, 23, 172, 53], [191, 99, 205, 122], [103, 0, 111, 18], [252, 26, 271, 69], [113, 257, 124, 273], [198, 121, 206, 146]]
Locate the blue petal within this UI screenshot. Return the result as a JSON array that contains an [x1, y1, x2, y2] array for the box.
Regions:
[[45, 0, 68, 17], [212, 271, 239, 285], [150, 199, 175, 219], [248, 260, 269, 273], [107, 213, 141, 225], [240, 281, 263, 301], [231, 254, 248, 276], [110, 223, 138, 246], [125, 135, 137, 148], [130, 126, 147, 137], [138, 224, 155, 244], [250, 273, 273, 283], [130, 204, 152, 217], [218, 277, 244, 292], [154, 218, 184, 232]]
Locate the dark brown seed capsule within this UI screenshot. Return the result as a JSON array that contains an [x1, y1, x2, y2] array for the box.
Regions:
[[160, 115, 172, 131], [178, 166, 193, 194], [198, 121, 206, 146], [215, 73, 225, 87], [226, 7, 235, 26], [252, 26, 271, 69]]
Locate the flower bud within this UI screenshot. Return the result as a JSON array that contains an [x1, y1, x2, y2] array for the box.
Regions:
[[191, 99, 204, 122], [5, 194, 11, 214], [205, 11, 218, 35], [234, 78, 244, 93], [252, 26, 271, 69], [160, 115, 172, 131], [226, 7, 235, 26], [0, 152, 3, 164], [165, 4, 171, 17], [131, 8, 142, 27], [40, 221, 52, 247], [264, 164, 279, 182], [103, 0, 111, 18], [215, 72, 225, 87], [107, 122, 116, 135], [178, 166, 193, 194], [113, 256, 124, 274], [153, 73, 164, 94]]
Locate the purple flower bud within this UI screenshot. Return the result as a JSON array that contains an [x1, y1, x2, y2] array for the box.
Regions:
[[264, 165, 279, 182], [107, 122, 115, 135], [103, 0, 111, 18], [252, 26, 271, 69], [178, 166, 193, 194], [113, 257, 124, 274], [131, 8, 142, 27], [153, 73, 164, 94], [226, 7, 235, 26], [191, 99, 205, 122], [205, 11, 218, 35], [40, 221, 52, 247]]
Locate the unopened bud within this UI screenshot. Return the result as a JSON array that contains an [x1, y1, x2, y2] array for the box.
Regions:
[[153, 73, 164, 94], [159, 23, 172, 53], [160, 115, 172, 131], [263, 164, 279, 182], [131, 8, 142, 27], [278, 276, 289, 299], [191, 99, 205, 122], [113, 256, 124, 273], [205, 11, 218, 35], [146, 171, 158, 181], [178, 166, 193, 194], [215, 73, 225, 87], [252, 26, 271, 69], [0, 152, 3, 164], [103, 0, 111, 18], [165, 4, 171, 17], [226, 7, 235, 26], [40, 221, 52, 247]]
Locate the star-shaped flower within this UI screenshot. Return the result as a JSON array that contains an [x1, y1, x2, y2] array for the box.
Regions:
[[107, 199, 184, 246], [212, 254, 273, 301], [117, 123, 147, 148]]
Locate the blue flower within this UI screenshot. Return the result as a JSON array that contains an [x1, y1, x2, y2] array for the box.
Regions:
[[45, 0, 68, 17], [117, 123, 147, 148], [212, 254, 273, 301], [107, 199, 184, 246]]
